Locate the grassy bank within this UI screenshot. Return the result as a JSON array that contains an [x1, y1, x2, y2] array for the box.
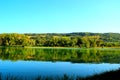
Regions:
[[23, 46, 120, 49], [1, 45, 120, 49]]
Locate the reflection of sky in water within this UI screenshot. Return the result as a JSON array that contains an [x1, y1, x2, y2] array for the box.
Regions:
[[0, 60, 120, 79]]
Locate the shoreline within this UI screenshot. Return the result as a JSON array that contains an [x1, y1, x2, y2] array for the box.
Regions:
[[1, 46, 120, 50]]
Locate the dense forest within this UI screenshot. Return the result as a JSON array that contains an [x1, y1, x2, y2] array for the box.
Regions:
[[0, 32, 120, 47]]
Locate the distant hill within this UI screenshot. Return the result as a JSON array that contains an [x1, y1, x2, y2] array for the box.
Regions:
[[25, 32, 120, 42]]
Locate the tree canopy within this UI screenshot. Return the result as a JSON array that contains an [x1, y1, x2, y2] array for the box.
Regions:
[[0, 32, 120, 47]]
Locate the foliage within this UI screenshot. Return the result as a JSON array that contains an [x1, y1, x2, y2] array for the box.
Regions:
[[0, 33, 35, 46], [1, 32, 120, 47]]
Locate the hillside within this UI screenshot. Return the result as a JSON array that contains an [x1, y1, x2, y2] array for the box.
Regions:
[[25, 32, 120, 42]]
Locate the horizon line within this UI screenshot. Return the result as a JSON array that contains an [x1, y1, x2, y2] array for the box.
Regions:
[[0, 32, 120, 34]]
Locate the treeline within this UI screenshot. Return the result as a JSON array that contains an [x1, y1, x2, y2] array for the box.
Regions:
[[34, 35, 102, 47], [0, 33, 120, 47], [0, 33, 35, 46], [25, 32, 120, 42]]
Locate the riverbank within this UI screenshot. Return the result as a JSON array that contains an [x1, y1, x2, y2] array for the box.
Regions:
[[1, 46, 120, 50], [21, 46, 120, 50]]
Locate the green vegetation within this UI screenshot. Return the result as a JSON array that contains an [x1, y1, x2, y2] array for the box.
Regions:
[[1, 32, 120, 47], [0, 33, 35, 46], [1, 33, 120, 80], [1, 47, 120, 63]]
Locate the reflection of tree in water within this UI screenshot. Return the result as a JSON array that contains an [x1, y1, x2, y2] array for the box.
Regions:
[[0, 47, 120, 63]]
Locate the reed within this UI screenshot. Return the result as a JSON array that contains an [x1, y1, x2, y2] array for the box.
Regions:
[[0, 69, 120, 80]]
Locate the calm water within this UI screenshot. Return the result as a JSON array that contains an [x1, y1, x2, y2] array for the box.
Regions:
[[0, 47, 120, 79]]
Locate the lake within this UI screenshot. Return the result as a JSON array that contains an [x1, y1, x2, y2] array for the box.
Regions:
[[0, 47, 120, 80]]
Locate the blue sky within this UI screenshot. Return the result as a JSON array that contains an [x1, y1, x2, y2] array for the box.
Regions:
[[0, 0, 120, 33]]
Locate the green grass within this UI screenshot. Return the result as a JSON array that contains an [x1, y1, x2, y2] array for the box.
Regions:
[[2, 45, 120, 50]]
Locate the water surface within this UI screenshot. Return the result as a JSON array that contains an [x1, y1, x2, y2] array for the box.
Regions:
[[0, 47, 120, 79]]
